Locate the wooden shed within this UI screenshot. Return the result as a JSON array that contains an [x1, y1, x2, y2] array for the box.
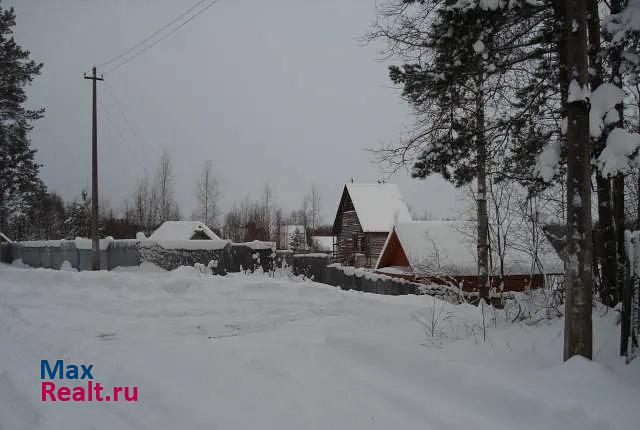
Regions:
[[331, 183, 412, 267], [375, 221, 564, 293], [149, 221, 221, 241]]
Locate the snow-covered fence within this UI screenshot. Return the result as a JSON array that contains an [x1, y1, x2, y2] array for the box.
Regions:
[[326, 264, 428, 296], [624, 231, 640, 361], [140, 241, 283, 273], [289, 256, 460, 300], [107, 239, 140, 269], [4, 239, 138, 270], [275, 250, 294, 269], [0, 242, 14, 264], [138, 241, 228, 273], [142, 240, 278, 274], [228, 242, 276, 273], [1, 238, 284, 274], [292, 253, 333, 282]]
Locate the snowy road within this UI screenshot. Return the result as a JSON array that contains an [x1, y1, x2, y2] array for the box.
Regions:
[[0, 263, 639, 430]]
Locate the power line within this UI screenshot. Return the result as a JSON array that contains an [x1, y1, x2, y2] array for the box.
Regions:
[[102, 0, 222, 75], [102, 82, 154, 156], [99, 89, 150, 178], [97, 0, 210, 70], [105, 81, 204, 182]]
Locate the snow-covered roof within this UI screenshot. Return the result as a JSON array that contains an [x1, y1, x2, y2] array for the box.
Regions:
[[342, 183, 412, 232], [150, 221, 221, 241], [311, 236, 335, 252], [377, 221, 563, 276], [141, 240, 229, 250], [0, 231, 13, 243], [231, 240, 276, 250]]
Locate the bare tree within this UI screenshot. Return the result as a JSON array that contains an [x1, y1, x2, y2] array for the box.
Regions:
[[222, 192, 278, 243], [154, 150, 179, 223], [222, 203, 243, 242], [273, 207, 284, 248], [131, 175, 157, 232], [308, 184, 321, 232], [300, 195, 310, 233], [487, 177, 517, 292], [195, 160, 221, 228], [262, 183, 273, 239]]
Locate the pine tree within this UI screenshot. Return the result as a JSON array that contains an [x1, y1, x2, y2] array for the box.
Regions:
[[562, 0, 593, 361], [385, 1, 545, 300], [63, 190, 92, 239], [289, 229, 305, 251], [0, 4, 44, 237]]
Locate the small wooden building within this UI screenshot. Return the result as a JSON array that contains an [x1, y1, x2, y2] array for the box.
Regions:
[[375, 221, 563, 292], [331, 183, 412, 267], [149, 221, 221, 241]]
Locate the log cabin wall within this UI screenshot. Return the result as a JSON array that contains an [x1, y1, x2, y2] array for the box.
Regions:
[[332, 186, 395, 267], [365, 232, 389, 267], [336, 209, 362, 263]]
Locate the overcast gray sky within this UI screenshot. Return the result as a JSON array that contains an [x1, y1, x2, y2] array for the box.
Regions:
[[10, 0, 463, 223]]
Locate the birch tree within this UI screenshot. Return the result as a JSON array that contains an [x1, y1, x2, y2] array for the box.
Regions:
[[154, 150, 179, 223], [195, 160, 221, 228]]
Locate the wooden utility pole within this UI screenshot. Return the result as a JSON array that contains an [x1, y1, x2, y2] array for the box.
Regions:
[[84, 67, 103, 271]]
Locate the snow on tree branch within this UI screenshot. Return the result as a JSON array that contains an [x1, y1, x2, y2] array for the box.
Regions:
[[535, 141, 561, 182], [597, 128, 640, 177], [589, 83, 625, 139], [604, 0, 640, 45]]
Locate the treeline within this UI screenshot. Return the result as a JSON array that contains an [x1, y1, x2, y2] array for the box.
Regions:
[[222, 184, 325, 245], [3, 145, 329, 248]]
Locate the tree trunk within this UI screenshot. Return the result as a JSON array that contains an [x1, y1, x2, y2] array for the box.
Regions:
[[476, 78, 490, 301], [562, 0, 593, 361], [637, 173, 640, 230], [607, 0, 631, 356], [596, 176, 618, 304], [586, 0, 618, 306]]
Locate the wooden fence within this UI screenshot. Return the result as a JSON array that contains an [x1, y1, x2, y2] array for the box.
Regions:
[[292, 254, 462, 302], [0, 239, 286, 274]]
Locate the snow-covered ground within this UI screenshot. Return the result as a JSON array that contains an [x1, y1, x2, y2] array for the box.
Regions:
[[1, 263, 639, 430]]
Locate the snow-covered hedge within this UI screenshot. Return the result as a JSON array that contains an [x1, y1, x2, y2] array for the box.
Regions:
[[138, 242, 229, 274]]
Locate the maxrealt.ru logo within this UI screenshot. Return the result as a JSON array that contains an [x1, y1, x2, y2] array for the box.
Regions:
[[40, 360, 138, 402]]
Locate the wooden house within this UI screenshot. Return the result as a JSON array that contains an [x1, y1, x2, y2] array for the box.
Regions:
[[331, 183, 412, 267], [375, 221, 564, 292]]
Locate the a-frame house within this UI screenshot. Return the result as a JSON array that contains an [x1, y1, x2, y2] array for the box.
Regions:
[[331, 183, 412, 267]]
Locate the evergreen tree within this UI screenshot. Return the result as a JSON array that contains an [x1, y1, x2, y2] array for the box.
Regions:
[[383, 0, 545, 300], [63, 190, 93, 239], [289, 228, 306, 251], [0, 3, 44, 237]]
